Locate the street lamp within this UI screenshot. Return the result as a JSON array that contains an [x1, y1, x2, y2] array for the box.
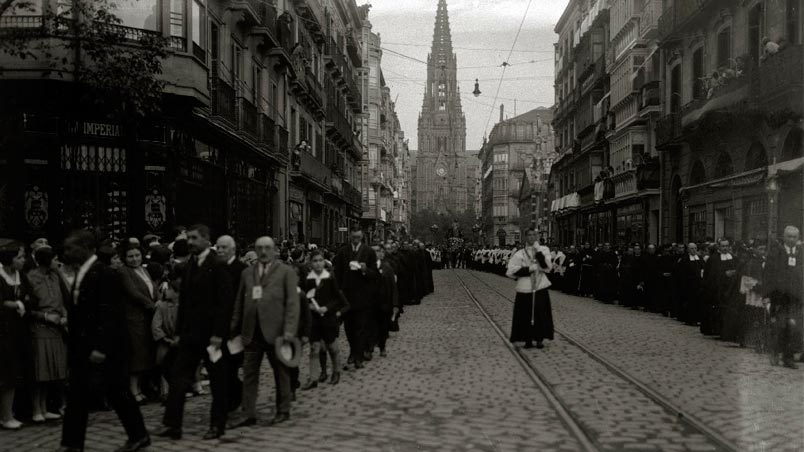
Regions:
[[473, 78, 481, 97]]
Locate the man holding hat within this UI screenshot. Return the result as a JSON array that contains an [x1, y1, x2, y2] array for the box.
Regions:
[[230, 236, 299, 427]]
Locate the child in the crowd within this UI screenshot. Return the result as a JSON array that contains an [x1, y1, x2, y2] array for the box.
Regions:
[[151, 264, 183, 402], [301, 250, 349, 389]]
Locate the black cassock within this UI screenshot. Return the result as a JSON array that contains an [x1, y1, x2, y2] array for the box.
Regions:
[[618, 255, 638, 308], [636, 254, 660, 311], [596, 251, 619, 303], [674, 256, 704, 325], [700, 253, 739, 337], [563, 253, 581, 294]]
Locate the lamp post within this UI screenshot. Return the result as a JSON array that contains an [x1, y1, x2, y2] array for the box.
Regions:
[[766, 174, 780, 240]]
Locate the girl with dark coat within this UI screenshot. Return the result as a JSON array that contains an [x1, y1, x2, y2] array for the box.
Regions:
[[0, 240, 31, 430], [301, 250, 349, 389]]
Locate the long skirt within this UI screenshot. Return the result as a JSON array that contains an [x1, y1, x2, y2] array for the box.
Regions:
[[509, 290, 554, 343]]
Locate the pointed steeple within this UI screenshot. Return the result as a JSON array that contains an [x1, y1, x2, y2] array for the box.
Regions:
[[431, 0, 454, 64]]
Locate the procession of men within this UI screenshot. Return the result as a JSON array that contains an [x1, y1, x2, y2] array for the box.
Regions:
[[0, 225, 435, 452], [466, 226, 804, 369]]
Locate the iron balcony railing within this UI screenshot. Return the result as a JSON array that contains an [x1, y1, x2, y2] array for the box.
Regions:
[[759, 44, 803, 117], [212, 78, 237, 125], [239, 97, 259, 139], [260, 113, 276, 148], [656, 112, 682, 147]]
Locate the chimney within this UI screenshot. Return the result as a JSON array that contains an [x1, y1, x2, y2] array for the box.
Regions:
[[499, 104, 504, 123]]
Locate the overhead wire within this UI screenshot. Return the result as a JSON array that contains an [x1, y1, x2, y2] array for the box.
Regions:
[[484, 0, 533, 133], [382, 41, 554, 54]]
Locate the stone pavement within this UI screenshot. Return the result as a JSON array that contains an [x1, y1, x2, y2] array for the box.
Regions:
[[2, 270, 581, 452], [467, 269, 804, 452]]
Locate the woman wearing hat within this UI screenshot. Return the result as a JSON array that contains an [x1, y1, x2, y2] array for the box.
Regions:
[[505, 229, 554, 349], [26, 246, 69, 423], [0, 240, 32, 430]]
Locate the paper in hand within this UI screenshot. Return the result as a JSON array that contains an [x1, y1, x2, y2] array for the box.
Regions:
[[227, 336, 244, 355], [206, 345, 223, 363], [349, 260, 361, 270]]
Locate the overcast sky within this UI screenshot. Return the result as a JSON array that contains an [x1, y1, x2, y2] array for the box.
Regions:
[[359, 0, 569, 151]]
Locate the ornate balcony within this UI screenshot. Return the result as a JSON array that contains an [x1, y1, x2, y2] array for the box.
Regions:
[[639, 0, 661, 40], [292, 149, 331, 191], [658, 0, 712, 41], [612, 170, 637, 199], [249, 2, 280, 47], [211, 78, 237, 126], [259, 113, 276, 149], [238, 97, 259, 139], [759, 44, 803, 119], [229, 0, 262, 25]]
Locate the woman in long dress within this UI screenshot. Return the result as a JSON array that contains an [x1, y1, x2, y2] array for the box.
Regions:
[[506, 229, 555, 349], [0, 240, 31, 430]]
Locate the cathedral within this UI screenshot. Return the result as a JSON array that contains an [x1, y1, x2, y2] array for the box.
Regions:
[[413, 0, 469, 215]]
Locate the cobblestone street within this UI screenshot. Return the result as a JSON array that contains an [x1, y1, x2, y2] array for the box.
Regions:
[[2, 269, 802, 452]]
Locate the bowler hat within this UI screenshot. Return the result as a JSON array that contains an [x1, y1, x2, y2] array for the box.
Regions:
[[274, 336, 302, 368]]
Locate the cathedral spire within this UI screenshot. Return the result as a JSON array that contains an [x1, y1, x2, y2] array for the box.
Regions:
[[431, 0, 454, 61]]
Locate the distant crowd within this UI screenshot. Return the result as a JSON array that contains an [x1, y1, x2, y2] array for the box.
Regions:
[[464, 226, 803, 369]]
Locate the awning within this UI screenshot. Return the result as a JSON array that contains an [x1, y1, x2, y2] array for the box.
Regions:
[[551, 192, 580, 213], [768, 156, 804, 176], [680, 167, 765, 194]]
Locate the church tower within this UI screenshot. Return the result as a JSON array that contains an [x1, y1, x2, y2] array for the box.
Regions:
[[414, 0, 467, 215]]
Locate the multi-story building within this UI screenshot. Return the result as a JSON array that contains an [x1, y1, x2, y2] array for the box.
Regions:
[[601, 0, 662, 245], [479, 106, 555, 246], [358, 5, 409, 242], [0, 0, 367, 247], [289, 0, 364, 246], [413, 0, 470, 215], [465, 150, 481, 220], [550, 0, 612, 246], [655, 0, 802, 243]]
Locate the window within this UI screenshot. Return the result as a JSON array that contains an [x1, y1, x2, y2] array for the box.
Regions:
[[745, 142, 767, 171], [231, 43, 243, 87], [191, 0, 205, 60], [253, 65, 261, 104], [748, 3, 764, 63], [115, 0, 158, 30], [670, 64, 682, 112], [170, 0, 184, 38], [690, 159, 706, 185], [713, 152, 734, 178], [692, 47, 705, 99], [717, 27, 731, 68], [689, 210, 707, 242], [743, 197, 768, 241], [591, 29, 604, 61], [787, 0, 800, 44]]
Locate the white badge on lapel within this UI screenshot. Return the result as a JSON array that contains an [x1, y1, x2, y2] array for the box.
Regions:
[[252, 286, 263, 300], [789, 257, 797, 267]]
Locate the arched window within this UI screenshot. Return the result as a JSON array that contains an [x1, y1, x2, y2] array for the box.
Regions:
[[745, 142, 768, 171], [713, 152, 734, 179], [690, 159, 706, 185], [781, 128, 803, 162]]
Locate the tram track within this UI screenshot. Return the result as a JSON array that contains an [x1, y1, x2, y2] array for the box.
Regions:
[[453, 269, 739, 452]]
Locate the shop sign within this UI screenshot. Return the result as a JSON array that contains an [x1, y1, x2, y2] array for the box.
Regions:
[[66, 120, 122, 138]]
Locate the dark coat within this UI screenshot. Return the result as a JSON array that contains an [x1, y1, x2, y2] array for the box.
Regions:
[[301, 270, 349, 316], [177, 251, 235, 345], [65, 261, 128, 359], [763, 244, 803, 312], [333, 243, 379, 311], [375, 260, 399, 312], [226, 259, 248, 292]]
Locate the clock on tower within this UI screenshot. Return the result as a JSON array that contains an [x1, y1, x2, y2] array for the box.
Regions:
[[436, 167, 446, 177]]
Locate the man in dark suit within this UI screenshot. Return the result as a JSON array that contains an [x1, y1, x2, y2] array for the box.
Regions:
[[155, 224, 234, 440], [57, 231, 149, 452], [333, 226, 378, 369], [230, 236, 299, 427], [215, 235, 247, 413], [765, 226, 803, 368]]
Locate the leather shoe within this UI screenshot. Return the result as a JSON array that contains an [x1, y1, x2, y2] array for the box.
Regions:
[[329, 372, 340, 385], [536, 342, 544, 349], [153, 425, 182, 440], [354, 360, 364, 369], [317, 372, 328, 383], [233, 417, 256, 429], [114, 435, 151, 452], [202, 428, 224, 440], [269, 413, 290, 426], [53, 448, 82, 452], [301, 380, 318, 391], [379, 349, 387, 358]]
